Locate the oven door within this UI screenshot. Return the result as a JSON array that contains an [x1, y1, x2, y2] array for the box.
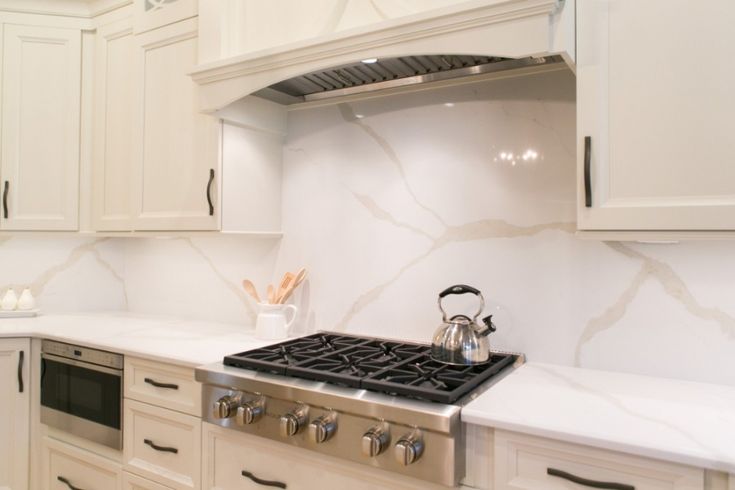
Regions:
[[40, 353, 123, 449]]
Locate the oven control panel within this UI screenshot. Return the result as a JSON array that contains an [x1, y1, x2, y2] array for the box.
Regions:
[[42, 339, 123, 370]]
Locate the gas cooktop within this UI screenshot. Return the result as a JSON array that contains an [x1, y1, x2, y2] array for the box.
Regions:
[[223, 333, 517, 404]]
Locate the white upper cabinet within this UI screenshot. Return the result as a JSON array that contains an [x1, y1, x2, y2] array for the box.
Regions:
[[577, 0, 735, 231], [0, 25, 81, 231], [0, 338, 30, 490], [132, 17, 221, 231], [93, 18, 136, 231]]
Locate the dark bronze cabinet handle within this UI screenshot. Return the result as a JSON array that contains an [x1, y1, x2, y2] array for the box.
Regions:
[[3, 180, 8, 218], [144, 438, 178, 454], [548, 468, 634, 490], [17, 350, 23, 393], [584, 136, 592, 207], [144, 377, 179, 390], [206, 168, 215, 216], [241, 470, 287, 488], [57, 476, 85, 490]]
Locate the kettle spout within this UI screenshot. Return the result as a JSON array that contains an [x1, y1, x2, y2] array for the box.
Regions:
[[481, 315, 497, 336]]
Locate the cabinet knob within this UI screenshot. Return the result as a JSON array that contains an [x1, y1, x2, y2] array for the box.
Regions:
[[308, 412, 337, 444], [279, 404, 308, 437], [361, 424, 390, 457], [394, 430, 424, 466]]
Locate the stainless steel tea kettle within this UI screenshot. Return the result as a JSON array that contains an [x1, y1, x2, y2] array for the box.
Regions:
[[431, 284, 496, 365]]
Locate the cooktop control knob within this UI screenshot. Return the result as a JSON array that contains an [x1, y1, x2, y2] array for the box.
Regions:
[[236, 396, 266, 425], [308, 412, 337, 444], [394, 430, 424, 466], [279, 404, 309, 437], [361, 425, 390, 457], [212, 395, 240, 419]]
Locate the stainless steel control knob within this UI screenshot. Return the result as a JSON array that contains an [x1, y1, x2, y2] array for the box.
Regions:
[[308, 412, 337, 444], [236, 397, 266, 425], [212, 395, 240, 419], [394, 430, 424, 466], [279, 404, 309, 437], [361, 425, 390, 457]]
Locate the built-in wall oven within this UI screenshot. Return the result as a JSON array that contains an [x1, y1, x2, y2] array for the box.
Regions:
[[40, 340, 123, 449]]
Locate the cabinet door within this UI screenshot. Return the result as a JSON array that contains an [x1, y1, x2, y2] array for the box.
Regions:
[[133, 17, 220, 231], [0, 338, 30, 490], [577, 1, 735, 230], [92, 18, 136, 231], [0, 25, 81, 230]]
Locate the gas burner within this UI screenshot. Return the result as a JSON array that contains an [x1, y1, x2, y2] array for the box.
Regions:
[[224, 333, 517, 403]]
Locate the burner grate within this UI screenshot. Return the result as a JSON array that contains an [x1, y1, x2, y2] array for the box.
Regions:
[[224, 333, 517, 403]]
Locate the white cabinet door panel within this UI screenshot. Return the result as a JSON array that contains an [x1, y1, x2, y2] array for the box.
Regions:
[[577, 0, 735, 230], [133, 17, 220, 231], [0, 25, 81, 230], [0, 338, 30, 490], [93, 18, 136, 231], [42, 437, 121, 490]]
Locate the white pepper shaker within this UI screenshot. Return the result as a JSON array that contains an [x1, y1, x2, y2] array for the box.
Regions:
[[17, 288, 35, 311], [1, 288, 18, 311]]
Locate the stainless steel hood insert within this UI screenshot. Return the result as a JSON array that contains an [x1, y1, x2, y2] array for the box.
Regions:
[[254, 54, 564, 105]]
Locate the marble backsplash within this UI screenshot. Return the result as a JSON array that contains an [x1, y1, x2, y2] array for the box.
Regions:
[[1, 69, 733, 387]]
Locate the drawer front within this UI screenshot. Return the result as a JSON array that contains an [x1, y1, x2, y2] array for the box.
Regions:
[[124, 471, 175, 490], [124, 400, 201, 490], [42, 437, 122, 490], [202, 423, 442, 490], [125, 357, 201, 416], [495, 430, 704, 490]]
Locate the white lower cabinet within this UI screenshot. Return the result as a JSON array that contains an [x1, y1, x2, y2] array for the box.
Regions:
[[202, 422, 441, 490], [124, 399, 201, 490], [0, 338, 29, 490], [494, 430, 704, 490], [42, 437, 122, 490], [124, 471, 175, 490]]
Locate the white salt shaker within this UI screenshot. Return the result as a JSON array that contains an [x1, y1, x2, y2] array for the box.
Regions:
[[17, 288, 35, 311], [1, 288, 18, 311]]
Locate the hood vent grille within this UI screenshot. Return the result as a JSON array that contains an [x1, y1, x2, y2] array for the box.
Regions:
[[253, 54, 564, 105]]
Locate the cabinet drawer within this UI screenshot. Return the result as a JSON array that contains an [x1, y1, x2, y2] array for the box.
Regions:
[[125, 357, 201, 416], [495, 430, 704, 490], [202, 423, 440, 490], [124, 471, 175, 490], [124, 400, 201, 490], [42, 437, 122, 490]]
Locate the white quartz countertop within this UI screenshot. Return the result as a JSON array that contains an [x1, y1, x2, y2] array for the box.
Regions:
[[463, 362, 735, 474], [0, 312, 272, 367]]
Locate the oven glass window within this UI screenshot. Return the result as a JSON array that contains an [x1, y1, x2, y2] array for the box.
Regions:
[[41, 358, 121, 429]]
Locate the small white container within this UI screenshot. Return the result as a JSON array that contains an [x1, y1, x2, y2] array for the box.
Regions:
[[16, 288, 35, 311], [255, 303, 298, 340], [1, 288, 18, 311]]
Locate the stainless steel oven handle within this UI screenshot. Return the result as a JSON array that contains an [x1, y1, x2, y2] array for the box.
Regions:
[[41, 352, 122, 377]]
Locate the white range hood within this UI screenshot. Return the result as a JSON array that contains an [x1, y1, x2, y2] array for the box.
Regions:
[[190, 0, 575, 112]]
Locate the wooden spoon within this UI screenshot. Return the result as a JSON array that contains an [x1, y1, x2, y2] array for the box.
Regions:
[[241, 279, 261, 303], [279, 268, 307, 304], [266, 284, 275, 304], [275, 272, 294, 304]]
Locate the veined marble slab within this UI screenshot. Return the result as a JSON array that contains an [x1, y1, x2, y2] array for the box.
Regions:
[[0, 312, 272, 367], [462, 362, 735, 473]]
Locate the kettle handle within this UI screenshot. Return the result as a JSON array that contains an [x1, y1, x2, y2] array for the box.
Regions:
[[438, 284, 485, 322]]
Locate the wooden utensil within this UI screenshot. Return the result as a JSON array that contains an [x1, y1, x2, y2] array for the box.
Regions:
[[275, 272, 294, 304], [267, 284, 275, 304], [241, 279, 261, 303], [278, 268, 307, 304]]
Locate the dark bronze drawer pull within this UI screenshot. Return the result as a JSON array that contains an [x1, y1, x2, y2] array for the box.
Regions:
[[206, 168, 215, 216], [548, 468, 634, 490], [583, 136, 592, 207], [17, 350, 24, 393], [57, 476, 85, 490], [241, 470, 287, 488], [3, 180, 8, 219], [144, 438, 178, 454], [144, 377, 179, 390]]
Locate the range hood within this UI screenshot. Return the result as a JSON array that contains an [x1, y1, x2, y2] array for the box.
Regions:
[[254, 54, 564, 105], [191, 0, 575, 112]]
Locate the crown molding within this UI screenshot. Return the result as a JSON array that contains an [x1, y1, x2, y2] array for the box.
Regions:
[[0, 0, 130, 18]]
